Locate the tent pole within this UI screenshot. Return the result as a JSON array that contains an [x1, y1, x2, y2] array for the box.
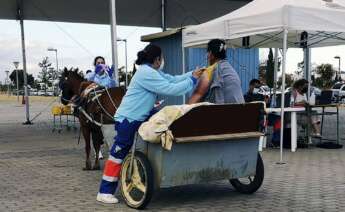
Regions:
[[304, 48, 312, 98], [273, 47, 279, 107], [109, 0, 119, 84], [181, 29, 186, 103], [161, 0, 167, 31], [17, 1, 32, 125], [278, 29, 288, 164]]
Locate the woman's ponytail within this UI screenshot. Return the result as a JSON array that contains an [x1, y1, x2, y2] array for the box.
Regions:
[[135, 50, 147, 65], [135, 44, 162, 65]]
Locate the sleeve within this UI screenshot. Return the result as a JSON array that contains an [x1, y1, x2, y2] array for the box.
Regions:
[[137, 70, 195, 96], [158, 70, 193, 83]]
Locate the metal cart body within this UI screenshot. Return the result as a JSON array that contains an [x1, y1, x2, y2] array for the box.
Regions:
[[120, 103, 265, 209], [137, 136, 259, 188]]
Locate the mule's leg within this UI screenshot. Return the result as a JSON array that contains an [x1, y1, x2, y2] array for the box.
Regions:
[[91, 127, 103, 170], [81, 125, 92, 170]]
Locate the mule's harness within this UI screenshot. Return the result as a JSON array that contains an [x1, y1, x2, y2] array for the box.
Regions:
[[79, 86, 119, 127]]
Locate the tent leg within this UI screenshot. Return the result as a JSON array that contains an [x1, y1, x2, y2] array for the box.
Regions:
[[181, 30, 186, 104], [272, 48, 279, 107], [305, 48, 312, 144], [304, 48, 312, 98], [277, 29, 288, 164], [161, 0, 167, 31], [109, 0, 119, 84], [18, 2, 32, 125]]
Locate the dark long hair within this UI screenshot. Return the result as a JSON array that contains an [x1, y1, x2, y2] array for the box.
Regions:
[[135, 44, 162, 65], [93, 56, 105, 66], [207, 39, 227, 60]]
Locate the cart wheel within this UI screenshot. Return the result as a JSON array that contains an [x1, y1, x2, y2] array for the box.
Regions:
[[229, 153, 264, 194], [120, 151, 154, 210]]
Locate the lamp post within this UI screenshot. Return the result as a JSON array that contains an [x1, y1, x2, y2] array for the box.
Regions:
[[334, 56, 341, 81], [5, 70, 10, 96], [47, 48, 59, 95], [117, 39, 128, 87], [13, 61, 20, 102]]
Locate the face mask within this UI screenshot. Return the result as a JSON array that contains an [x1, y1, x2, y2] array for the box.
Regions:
[[253, 88, 260, 94], [159, 59, 165, 71], [302, 87, 308, 93]]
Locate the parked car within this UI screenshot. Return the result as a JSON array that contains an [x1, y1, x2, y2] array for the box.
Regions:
[[37, 90, 46, 96], [45, 91, 54, 96], [29, 88, 38, 96], [331, 82, 345, 103]]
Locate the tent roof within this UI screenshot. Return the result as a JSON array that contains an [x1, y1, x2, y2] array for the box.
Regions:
[[0, 0, 251, 28], [183, 0, 345, 48]]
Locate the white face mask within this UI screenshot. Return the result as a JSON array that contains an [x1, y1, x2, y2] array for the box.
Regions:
[[159, 59, 165, 71], [253, 88, 260, 94]]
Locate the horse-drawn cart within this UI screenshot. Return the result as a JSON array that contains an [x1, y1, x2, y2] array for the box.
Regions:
[[119, 103, 265, 209]]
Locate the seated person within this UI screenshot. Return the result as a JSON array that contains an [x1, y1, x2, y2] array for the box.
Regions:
[[244, 79, 265, 102], [188, 39, 244, 104], [291, 79, 321, 137], [82, 64, 116, 97]]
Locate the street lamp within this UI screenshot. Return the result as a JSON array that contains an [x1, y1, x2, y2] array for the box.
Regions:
[[47, 48, 59, 95], [117, 39, 128, 87], [334, 56, 341, 81], [5, 70, 10, 96], [13, 61, 20, 102]]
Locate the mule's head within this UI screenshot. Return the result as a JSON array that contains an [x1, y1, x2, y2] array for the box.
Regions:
[[59, 67, 84, 105]]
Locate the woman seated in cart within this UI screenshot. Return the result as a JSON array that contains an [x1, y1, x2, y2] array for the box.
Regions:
[[96, 44, 205, 204], [188, 39, 244, 104]]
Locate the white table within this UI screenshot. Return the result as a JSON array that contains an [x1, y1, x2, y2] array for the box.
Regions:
[[265, 107, 305, 152]]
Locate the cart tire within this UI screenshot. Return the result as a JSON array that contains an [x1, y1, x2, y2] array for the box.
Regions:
[[229, 153, 264, 194], [120, 151, 154, 210]]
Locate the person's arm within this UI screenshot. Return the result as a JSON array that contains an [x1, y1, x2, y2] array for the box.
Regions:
[[188, 72, 210, 104], [137, 69, 201, 96], [136, 70, 193, 96], [158, 70, 193, 83]]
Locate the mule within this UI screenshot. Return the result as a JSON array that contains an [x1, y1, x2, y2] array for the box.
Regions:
[[59, 68, 126, 170]]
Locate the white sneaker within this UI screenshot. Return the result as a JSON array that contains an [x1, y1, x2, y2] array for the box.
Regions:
[[94, 149, 104, 160], [98, 150, 104, 160], [96, 193, 119, 204]]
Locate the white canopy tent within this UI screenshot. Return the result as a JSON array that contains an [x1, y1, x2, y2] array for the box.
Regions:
[[0, 0, 250, 124], [184, 0, 345, 48], [182, 0, 345, 162]]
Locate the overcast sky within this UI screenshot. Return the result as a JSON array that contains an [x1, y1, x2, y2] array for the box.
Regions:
[[0, 20, 160, 83], [1, 19, 345, 84]]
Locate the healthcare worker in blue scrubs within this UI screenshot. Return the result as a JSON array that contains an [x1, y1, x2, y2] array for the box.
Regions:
[[96, 44, 205, 204]]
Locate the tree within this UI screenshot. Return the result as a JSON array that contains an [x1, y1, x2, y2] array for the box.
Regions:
[[295, 61, 304, 78], [258, 61, 267, 84], [313, 63, 335, 89], [264, 48, 280, 88], [9, 69, 35, 89], [277, 73, 294, 88], [118, 66, 135, 87], [38, 57, 53, 93]]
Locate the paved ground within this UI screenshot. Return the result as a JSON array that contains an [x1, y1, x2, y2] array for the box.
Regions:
[[1, 98, 345, 212]]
